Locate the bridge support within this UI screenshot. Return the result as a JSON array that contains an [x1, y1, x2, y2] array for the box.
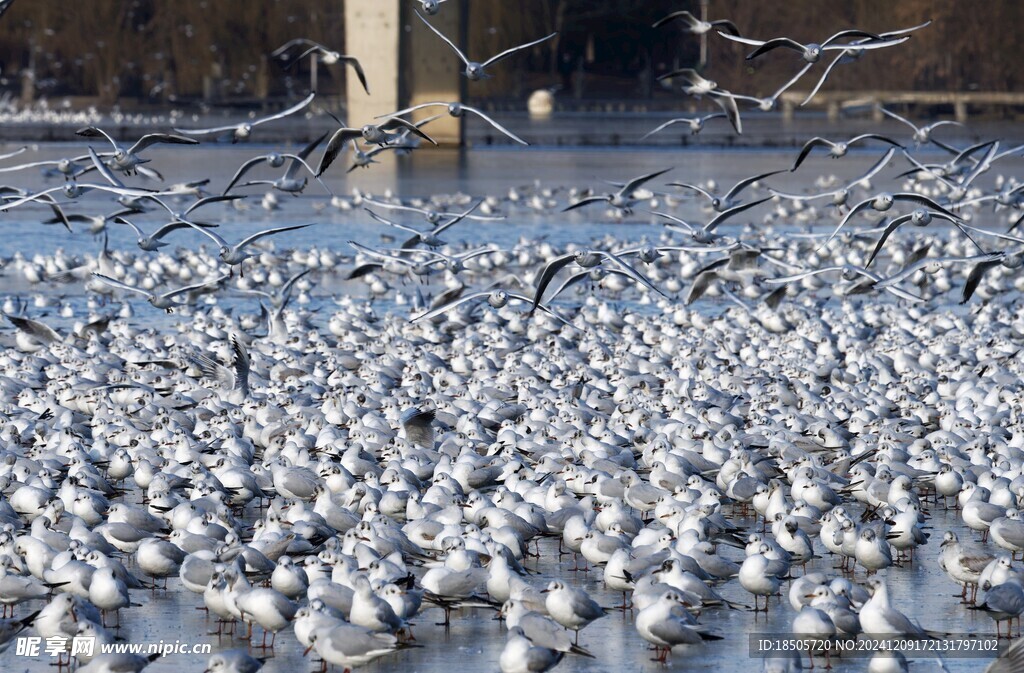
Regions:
[[344, 1, 463, 145]]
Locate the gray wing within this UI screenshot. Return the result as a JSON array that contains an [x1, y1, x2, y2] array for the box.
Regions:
[[464, 106, 528, 145], [596, 251, 666, 297], [481, 33, 558, 69], [401, 408, 436, 448], [621, 167, 673, 196], [415, 11, 469, 65], [128, 133, 199, 155], [985, 635, 1024, 673], [317, 128, 363, 177], [704, 196, 772, 233], [91, 273, 155, 299], [286, 131, 329, 180], [236, 223, 313, 251], [231, 335, 251, 395], [379, 116, 438, 145], [531, 253, 578, 308], [223, 155, 269, 195], [725, 169, 785, 201], [5, 315, 60, 343], [253, 92, 316, 126], [410, 291, 492, 322]]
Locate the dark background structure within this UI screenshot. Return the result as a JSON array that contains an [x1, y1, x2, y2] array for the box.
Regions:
[[0, 1, 1017, 110]]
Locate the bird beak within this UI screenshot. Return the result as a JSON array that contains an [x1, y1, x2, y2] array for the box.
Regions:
[[540, 589, 550, 594], [303, 644, 313, 657]]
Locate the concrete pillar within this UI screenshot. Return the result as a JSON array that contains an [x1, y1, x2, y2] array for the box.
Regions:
[[344, 1, 402, 124], [954, 98, 968, 123], [344, 0, 462, 144], [404, 3, 462, 144], [781, 98, 794, 122]]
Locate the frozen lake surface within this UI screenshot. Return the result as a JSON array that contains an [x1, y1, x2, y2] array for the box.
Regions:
[[1, 136, 1023, 673]]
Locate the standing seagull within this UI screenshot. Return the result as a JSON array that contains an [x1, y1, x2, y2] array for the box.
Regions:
[[271, 39, 369, 94], [173, 92, 315, 143], [416, 11, 556, 81]]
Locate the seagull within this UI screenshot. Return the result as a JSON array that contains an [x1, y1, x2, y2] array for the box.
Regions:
[[271, 39, 369, 94], [305, 623, 402, 670], [416, 10, 556, 81], [641, 112, 727, 139], [410, 289, 573, 328], [652, 10, 741, 36], [499, 627, 564, 673], [222, 136, 328, 195], [0, 610, 40, 654], [364, 200, 487, 249], [77, 653, 161, 673], [800, 21, 932, 105], [204, 650, 266, 673], [670, 169, 783, 211], [790, 134, 904, 171], [859, 578, 933, 638], [532, 249, 667, 309], [822, 191, 963, 247], [350, 241, 496, 277], [969, 580, 1024, 638], [362, 196, 504, 226], [75, 126, 197, 176], [91, 273, 230, 312], [541, 580, 607, 645], [725, 64, 818, 112], [719, 29, 900, 63], [654, 196, 773, 244], [316, 111, 436, 177], [865, 209, 973, 267], [237, 268, 311, 310], [771, 147, 897, 209], [382, 102, 528, 145], [879, 106, 963, 145], [654, 69, 746, 133], [563, 167, 672, 214], [113, 215, 219, 252], [189, 223, 314, 266], [173, 92, 315, 143], [0, 179, 157, 212], [0, 155, 92, 179], [418, 0, 448, 15], [636, 591, 722, 662], [763, 265, 924, 303], [345, 116, 442, 171], [985, 635, 1024, 673], [229, 132, 330, 195]]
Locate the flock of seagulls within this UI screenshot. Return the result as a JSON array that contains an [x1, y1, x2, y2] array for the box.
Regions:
[[1, 6, 1024, 673]]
